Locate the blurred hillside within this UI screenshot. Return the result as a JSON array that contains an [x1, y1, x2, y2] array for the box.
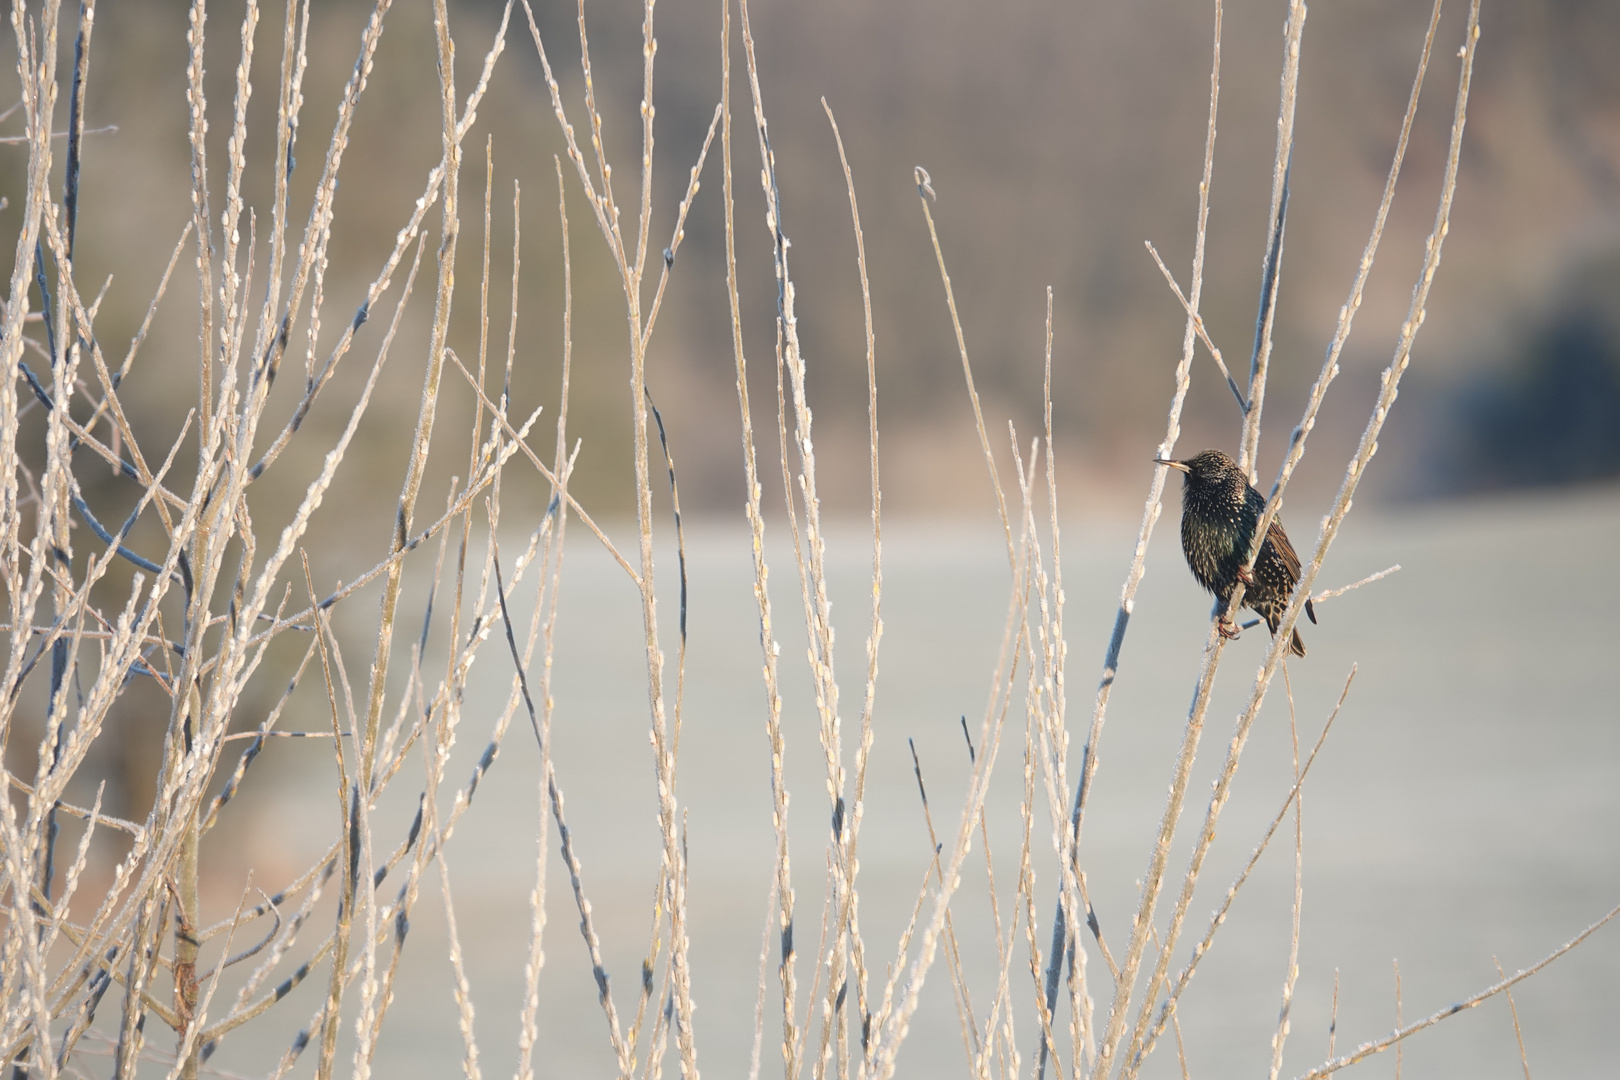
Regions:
[[3, 0, 1617, 522]]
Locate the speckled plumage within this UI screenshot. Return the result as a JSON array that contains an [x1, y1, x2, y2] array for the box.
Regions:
[[1158, 449, 1317, 657]]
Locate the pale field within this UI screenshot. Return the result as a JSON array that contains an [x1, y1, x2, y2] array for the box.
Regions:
[[208, 484, 1620, 1080]]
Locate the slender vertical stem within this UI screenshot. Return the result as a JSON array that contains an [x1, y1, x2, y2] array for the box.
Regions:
[[174, 684, 203, 1080], [1238, 0, 1307, 480], [360, 0, 459, 791], [1061, 5, 1223, 1078]]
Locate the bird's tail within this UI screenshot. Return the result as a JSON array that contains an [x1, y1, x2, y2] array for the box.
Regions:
[[1264, 606, 1307, 658]]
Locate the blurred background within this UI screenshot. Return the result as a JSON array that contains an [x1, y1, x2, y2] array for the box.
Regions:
[[4, 0, 1619, 524]]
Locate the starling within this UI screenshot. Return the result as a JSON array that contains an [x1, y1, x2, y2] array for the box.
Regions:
[[1156, 448, 1317, 657]]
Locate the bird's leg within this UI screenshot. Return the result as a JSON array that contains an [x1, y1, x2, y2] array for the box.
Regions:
[[1235, 564, 1255, 587], [1216, 615, 1241, 640]]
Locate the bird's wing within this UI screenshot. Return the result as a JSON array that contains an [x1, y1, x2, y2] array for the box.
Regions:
[[1265, 518, 1303, 579]]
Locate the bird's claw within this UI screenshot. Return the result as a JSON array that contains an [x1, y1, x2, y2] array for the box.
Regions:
[[1235, 564, 1255, 587], [1217, 617, 1241, 641]]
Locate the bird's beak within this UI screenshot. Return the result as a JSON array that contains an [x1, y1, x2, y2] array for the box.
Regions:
[[1154, 457, 1189, 473]]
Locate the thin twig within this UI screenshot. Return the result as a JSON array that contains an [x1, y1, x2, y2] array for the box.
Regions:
[[1144, 241, 1246, 412], [1493, 957, 1532, 1080], [1056, 3, 1223, 1070]]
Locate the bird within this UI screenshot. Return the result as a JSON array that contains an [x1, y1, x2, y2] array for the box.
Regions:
[[1156, 448, 1317, 657]]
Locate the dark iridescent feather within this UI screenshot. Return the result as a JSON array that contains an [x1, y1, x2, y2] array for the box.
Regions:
[[1158, 449, 1317, 657]]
